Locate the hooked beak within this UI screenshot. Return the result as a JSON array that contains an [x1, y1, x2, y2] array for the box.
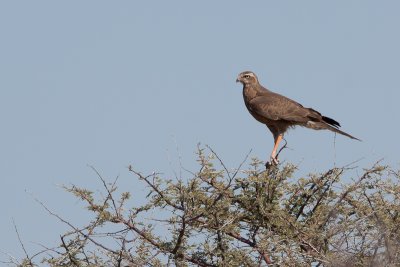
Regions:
[[236, 77, 240, 83]]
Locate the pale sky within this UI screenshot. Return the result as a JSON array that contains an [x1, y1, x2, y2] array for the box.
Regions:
[[1, 1, 399, 261]]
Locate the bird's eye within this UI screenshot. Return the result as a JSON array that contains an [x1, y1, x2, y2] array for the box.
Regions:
[[244, 75, 250, 78]]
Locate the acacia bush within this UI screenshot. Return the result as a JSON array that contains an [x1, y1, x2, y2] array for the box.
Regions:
[[5, 147, 400, 266]]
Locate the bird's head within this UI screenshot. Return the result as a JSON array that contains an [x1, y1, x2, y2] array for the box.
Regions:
[[236, 71, 259, 86]]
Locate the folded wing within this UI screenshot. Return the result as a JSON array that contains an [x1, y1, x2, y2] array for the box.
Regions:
[[248, 93, 318, 123]]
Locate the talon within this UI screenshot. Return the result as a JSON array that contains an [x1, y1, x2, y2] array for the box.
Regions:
[[265, 156, 279, 169], [270, 156, 279, 165]]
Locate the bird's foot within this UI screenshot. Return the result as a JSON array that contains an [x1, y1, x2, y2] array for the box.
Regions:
[[265, 156, 279, 169], [270, 155, 279, 165]]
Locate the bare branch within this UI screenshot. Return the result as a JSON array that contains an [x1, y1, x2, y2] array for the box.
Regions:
[[12, 218, 30, 263], [128, 165, 184, 211]]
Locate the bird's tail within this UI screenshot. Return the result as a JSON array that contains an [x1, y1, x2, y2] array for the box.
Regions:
[[306, 116, 361, 141], [321, 122, 361, 141]]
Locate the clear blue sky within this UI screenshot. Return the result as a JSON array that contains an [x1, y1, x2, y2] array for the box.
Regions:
[[1, 1, 399, 261]]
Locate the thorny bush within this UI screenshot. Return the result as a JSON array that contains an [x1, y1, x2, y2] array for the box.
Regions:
[[5, 147, 400, 267]]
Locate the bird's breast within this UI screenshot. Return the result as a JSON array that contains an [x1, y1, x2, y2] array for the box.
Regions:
[[243, 87, 257, 101], [243, 87, 269, 123]]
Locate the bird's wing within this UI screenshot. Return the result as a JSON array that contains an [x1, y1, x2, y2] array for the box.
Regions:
[[248, 93, 319, 123]]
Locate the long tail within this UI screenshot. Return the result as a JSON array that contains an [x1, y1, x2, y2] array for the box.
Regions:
[[324, 124, 361, 141], [318, 122, 361, 141], [319, 116, 361, 141]]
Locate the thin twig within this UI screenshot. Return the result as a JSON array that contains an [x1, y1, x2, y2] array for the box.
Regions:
[[276, 138, 288, 160], [89, 165, 119, 214], [128, 165, 184, 211], [12, 218, 31, 262], [31, 192, 119, 256], [232, 149, 252, 180], [206, 145, 231, 180]]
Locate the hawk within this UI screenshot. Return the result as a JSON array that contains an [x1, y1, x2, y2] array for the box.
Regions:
[[236, 71, 360, 165]]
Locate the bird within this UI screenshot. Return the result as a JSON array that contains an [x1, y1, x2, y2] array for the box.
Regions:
[[236, 71, 360, 166]]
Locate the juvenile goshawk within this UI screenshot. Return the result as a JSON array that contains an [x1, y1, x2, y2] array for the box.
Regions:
[[236, 71, 360, 165]]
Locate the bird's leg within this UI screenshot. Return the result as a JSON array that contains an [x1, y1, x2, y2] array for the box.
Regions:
[[270, 134, 283, 165]]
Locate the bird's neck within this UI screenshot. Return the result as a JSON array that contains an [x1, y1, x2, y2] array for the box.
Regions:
[[243, 83, 268, 101]]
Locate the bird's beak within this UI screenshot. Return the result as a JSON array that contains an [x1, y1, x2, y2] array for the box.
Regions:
[[236, 77, 240, 83]]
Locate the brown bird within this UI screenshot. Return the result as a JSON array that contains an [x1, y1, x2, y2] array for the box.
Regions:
[[236, 71, 360, 165]]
